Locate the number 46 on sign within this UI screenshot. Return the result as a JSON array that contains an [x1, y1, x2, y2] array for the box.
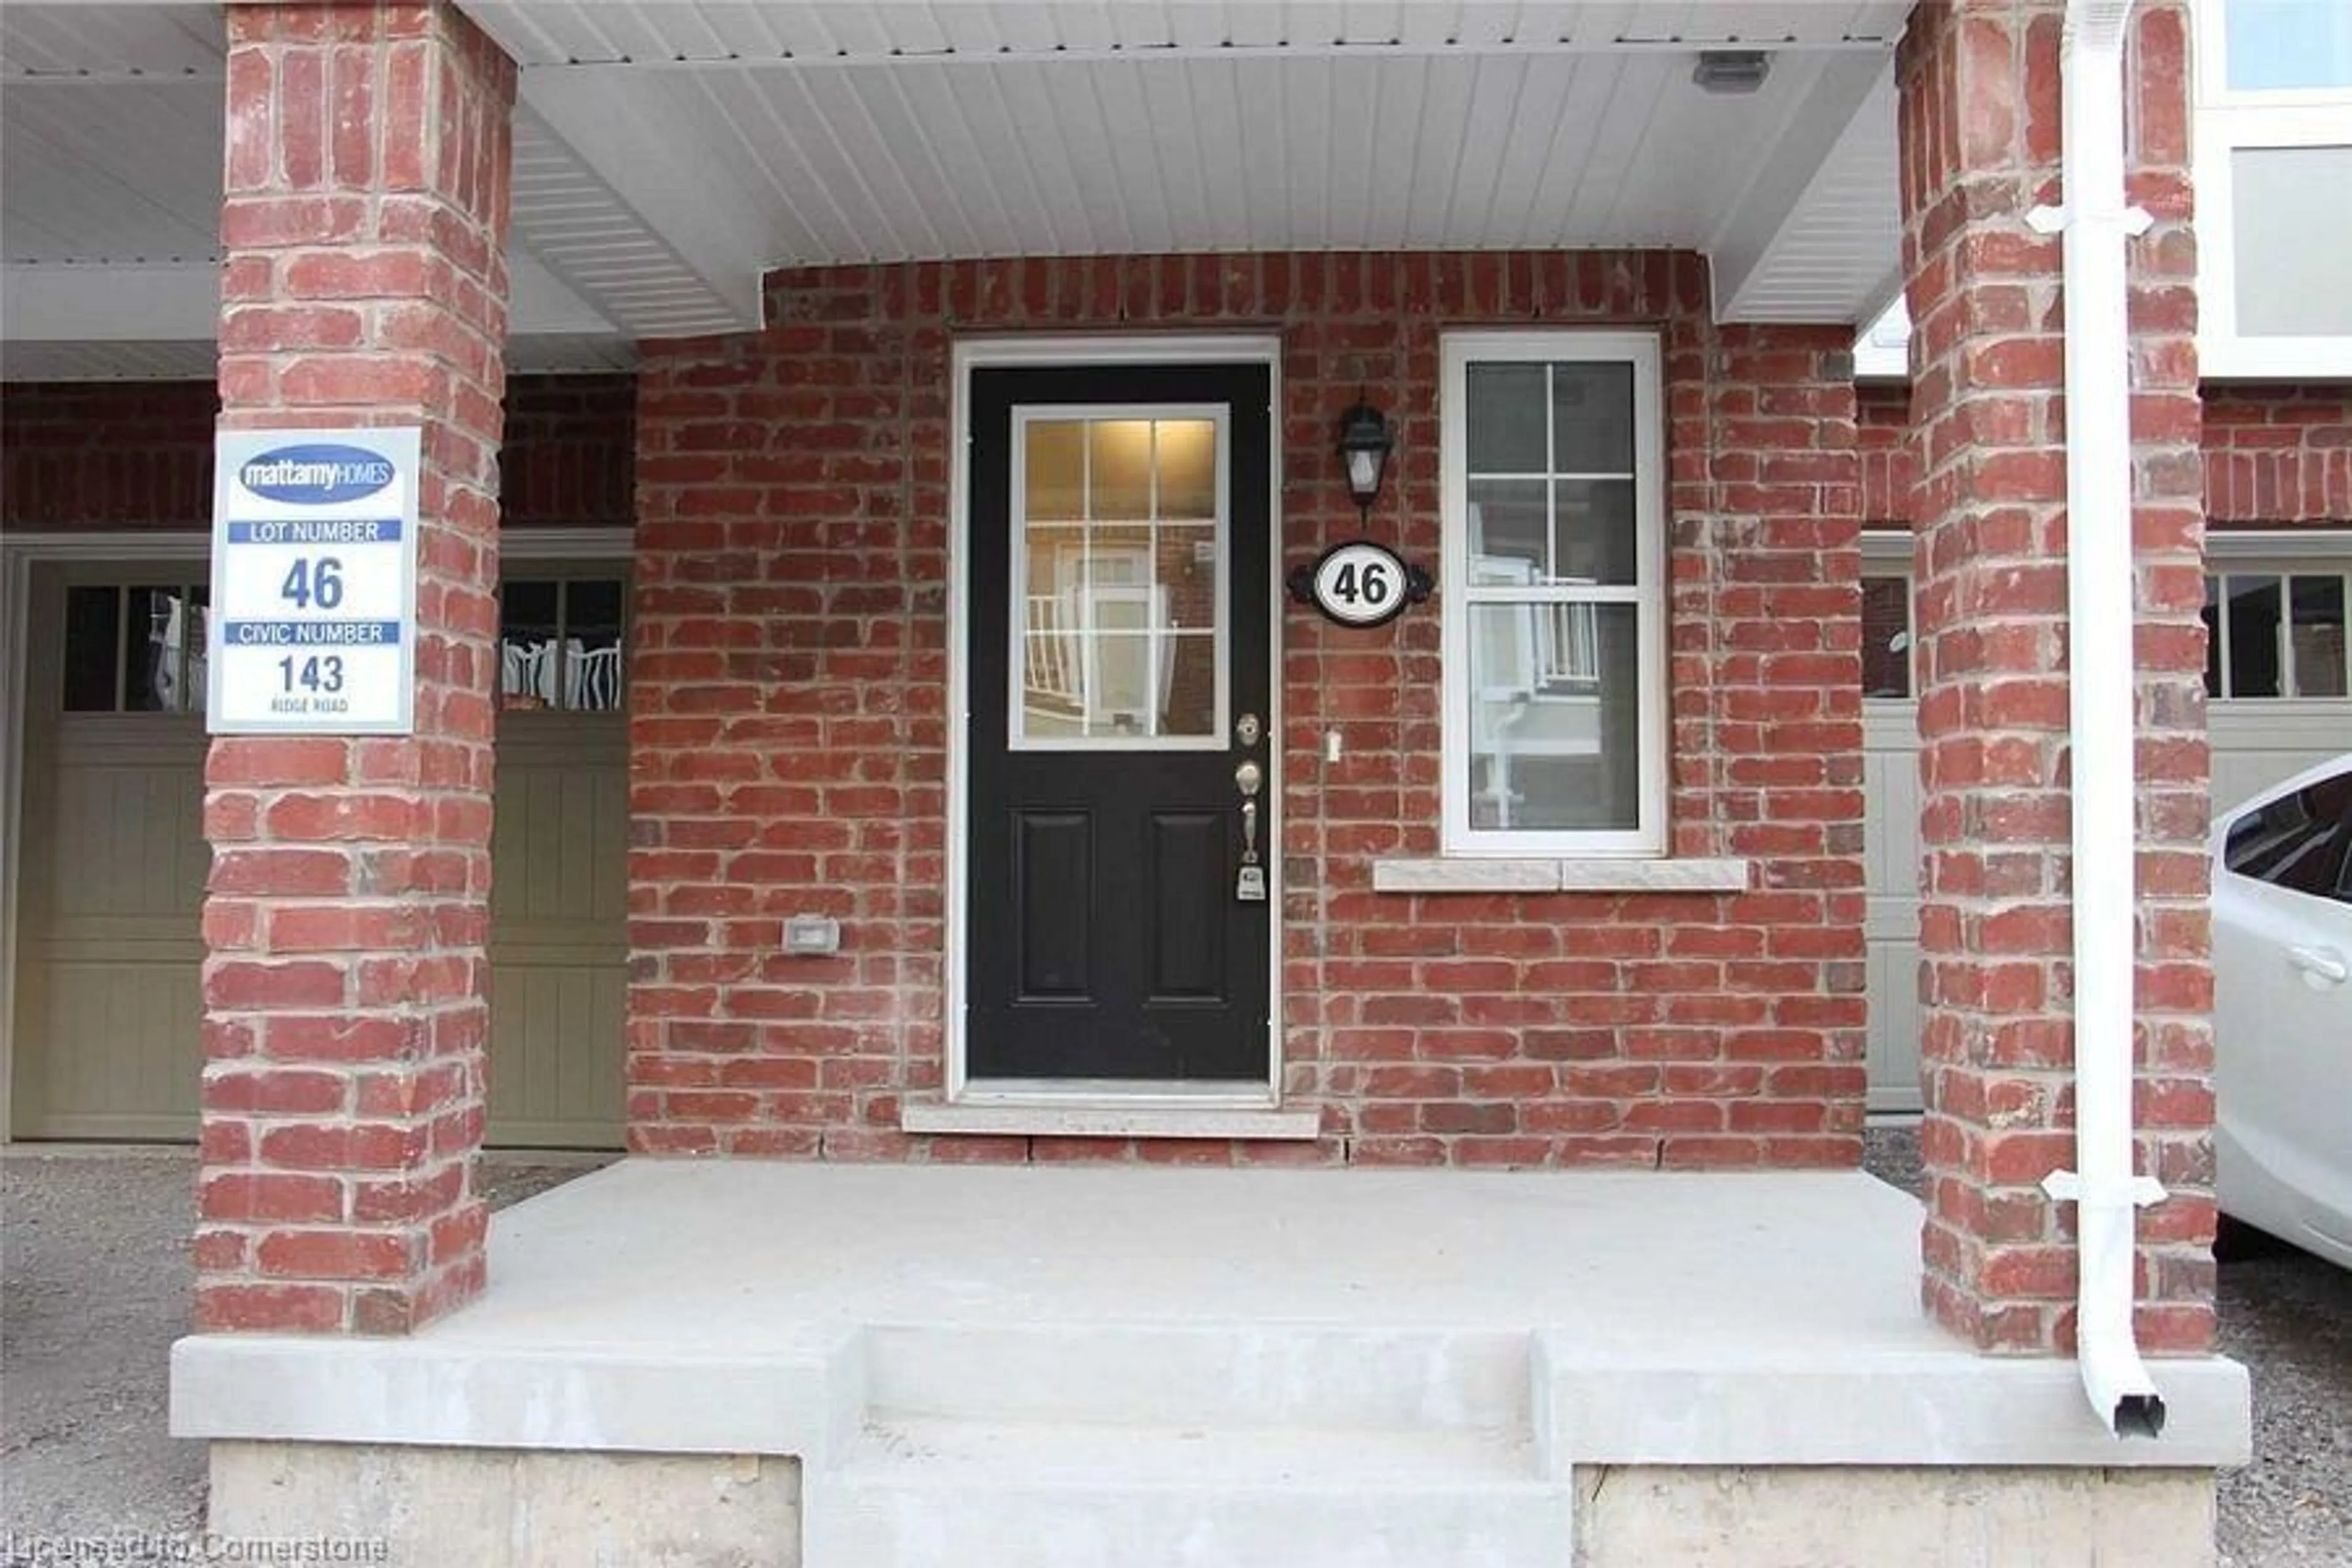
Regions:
[[1288, 540, 1434, 630]]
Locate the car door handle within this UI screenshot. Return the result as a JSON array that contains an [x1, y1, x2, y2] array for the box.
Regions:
[[2286, 945, 2350, 986]]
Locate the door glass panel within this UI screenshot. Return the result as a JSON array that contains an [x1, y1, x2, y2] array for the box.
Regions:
[[1015, 412, 1225, 747]]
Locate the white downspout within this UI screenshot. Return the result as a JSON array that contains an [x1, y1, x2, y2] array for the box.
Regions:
[[2030, 0, 2168, 1439]]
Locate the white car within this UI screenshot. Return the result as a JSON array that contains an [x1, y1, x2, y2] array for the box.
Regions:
[[2212, 753, 2352, 1269]]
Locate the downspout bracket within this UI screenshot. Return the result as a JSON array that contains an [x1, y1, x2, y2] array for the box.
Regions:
[[2027, 202, 2154, 237], [2041, 1169, 2166, 1207]]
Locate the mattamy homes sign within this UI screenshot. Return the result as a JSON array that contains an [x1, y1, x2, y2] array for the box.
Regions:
[[206, 428, 421, 735]]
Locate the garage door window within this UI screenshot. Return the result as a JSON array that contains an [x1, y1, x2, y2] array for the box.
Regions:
[[2202, 571, 2350, 698], [500, 576, 626, 712], [61, 582, 209, 715]]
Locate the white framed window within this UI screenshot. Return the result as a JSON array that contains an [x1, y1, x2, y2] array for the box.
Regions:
[[1440, 331, 1665, 858], [2195, 0, 2352, 379], [2203, 564, 2352, 700]]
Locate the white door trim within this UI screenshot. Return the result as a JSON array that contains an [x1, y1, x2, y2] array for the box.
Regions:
[[943, 334, 1286, 1109], [0, 525, 633, 1140]]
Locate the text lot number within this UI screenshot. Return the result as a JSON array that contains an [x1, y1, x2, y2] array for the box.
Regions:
[[280, 556, 345, 611]]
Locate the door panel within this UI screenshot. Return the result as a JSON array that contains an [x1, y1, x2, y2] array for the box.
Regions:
[[967, 364, 1272, 1083], [486, 714, 628, 1147], [1148, 812, 1227, 1001], [1013, 810, 1094, 1000]]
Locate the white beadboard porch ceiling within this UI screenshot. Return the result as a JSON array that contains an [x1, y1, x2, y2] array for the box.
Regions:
[[0, 1, 711, 377], [463, 0, 1910, 327], [466, 2, 1908, 63], [1, 0, 1912, 382]]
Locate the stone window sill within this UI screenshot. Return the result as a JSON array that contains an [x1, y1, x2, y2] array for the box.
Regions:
[[1370, 857, 1752, 894]]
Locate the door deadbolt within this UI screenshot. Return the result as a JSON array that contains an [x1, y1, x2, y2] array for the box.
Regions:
[[1235, 712, 1262, 748]]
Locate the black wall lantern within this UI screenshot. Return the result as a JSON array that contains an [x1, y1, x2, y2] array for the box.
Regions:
[[1287, 394, 1432, 627], [1336, 398, 1393, 519]]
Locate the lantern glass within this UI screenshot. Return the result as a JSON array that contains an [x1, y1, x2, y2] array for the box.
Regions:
[[1338, 403, 1392, 509]]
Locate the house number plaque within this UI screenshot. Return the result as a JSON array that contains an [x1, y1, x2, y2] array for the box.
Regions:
[[1286, 540, 1434, 630]]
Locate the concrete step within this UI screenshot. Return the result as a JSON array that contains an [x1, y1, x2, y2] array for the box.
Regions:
[[809, 1417, 1574, 1568], [858, 1322, 1536, 1434]]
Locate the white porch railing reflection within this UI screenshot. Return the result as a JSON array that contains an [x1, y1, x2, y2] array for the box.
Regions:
[[502, 639, 625, 711]]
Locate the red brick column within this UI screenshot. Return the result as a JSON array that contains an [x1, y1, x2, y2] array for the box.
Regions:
[[1899, 0, 2212, 1354], [198, 1, 514, 1334]]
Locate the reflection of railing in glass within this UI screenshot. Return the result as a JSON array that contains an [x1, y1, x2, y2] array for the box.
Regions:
[[1024, 596, 1082, 710], [501, 638, 625, 712], [1021, 589, 1177, 735], [148, 595, 208, 714], [1537, 601, 1600, 688], [570, 645, 622, 711]]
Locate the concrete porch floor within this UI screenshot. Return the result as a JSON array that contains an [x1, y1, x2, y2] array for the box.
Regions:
[[172, 1161, 2252, 1566]]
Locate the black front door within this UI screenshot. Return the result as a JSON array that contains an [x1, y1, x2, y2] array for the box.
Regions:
[[967, 363, 1273, 1082]]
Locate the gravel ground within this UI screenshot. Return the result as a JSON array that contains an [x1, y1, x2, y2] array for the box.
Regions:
[[5, 1140, 2348, 1565], [1, 1150, 603, 1566]]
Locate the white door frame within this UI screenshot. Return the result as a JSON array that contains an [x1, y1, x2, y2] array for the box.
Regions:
[[944, 334, 1286, 1107], [0, 525, 633, 1142]]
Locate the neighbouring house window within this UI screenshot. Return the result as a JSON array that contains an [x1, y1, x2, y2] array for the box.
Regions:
[[2202, 570, 2351, 699], [499, 575, 627, 712], [2196, 0, 2352, 373], [2223, 0, 2352, 92], [1441, 331, 1663, 856], [61, 582, 209, 715], [1861, 572, 1915, 699]]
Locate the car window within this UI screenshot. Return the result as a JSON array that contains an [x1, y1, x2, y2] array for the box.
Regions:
[[2226, 767, 2352, 905]]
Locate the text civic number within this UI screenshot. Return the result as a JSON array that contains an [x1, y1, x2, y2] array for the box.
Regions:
[[276, 655, 345, 694]]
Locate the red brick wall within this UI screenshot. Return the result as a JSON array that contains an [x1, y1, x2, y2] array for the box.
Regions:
[[1858, 380, 2350, 530], [2202, 385, 2352, 524], [0, 381, 217, 531], [1858, 382, 1912, 529], [0, 373, 634, 533], [628, 252, 1866, 1169]]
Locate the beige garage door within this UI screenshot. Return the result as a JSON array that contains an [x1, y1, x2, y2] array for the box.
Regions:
[[9, 561, 628, 1148], [484, 571, 628, 1147], [1861, 545, 2352, 1114]]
